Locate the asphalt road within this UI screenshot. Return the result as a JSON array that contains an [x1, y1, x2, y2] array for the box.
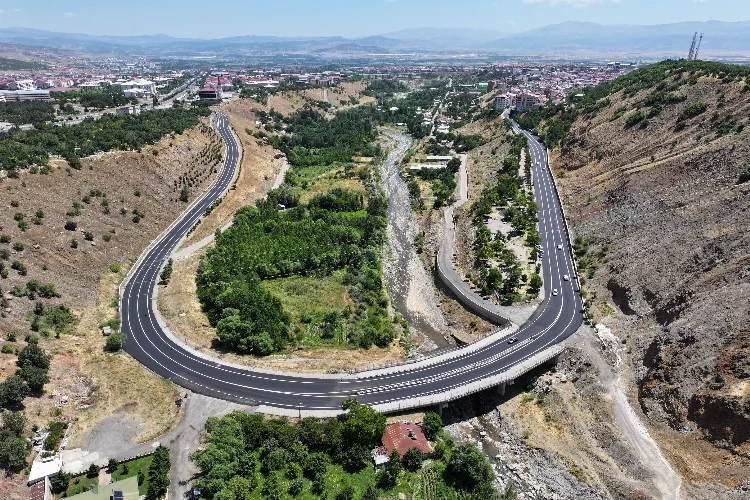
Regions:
[[122, 114, 583, 412]]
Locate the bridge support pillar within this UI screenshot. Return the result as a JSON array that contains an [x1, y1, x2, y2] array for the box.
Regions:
[[546, 354, 560, 368], [436, 403, 448, 417], [496, 382, 506, 396]]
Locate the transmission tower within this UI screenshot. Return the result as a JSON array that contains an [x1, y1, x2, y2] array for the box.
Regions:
[[693, 33, 703, 61], [688, 31, 698, 61]]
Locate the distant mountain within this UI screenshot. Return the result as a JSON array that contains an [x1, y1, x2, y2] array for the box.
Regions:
[[1, 21, 749, 56], [485, 20, 750, 54], [380, 27, 506, 48]]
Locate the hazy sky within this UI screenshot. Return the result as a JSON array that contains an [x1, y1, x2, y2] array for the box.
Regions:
[[0, 0, 748, 38]]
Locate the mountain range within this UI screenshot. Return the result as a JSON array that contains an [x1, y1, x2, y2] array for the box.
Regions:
[[0, 21, 749, 56]]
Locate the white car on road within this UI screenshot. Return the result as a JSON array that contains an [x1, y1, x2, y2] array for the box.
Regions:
[[563, 275, 570, 281], [552, 289, 559, 296], [557, 244, 563, 250]]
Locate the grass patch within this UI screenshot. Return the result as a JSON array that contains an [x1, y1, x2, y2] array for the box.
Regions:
[[260, 270, 352, 347], [111, 455, 153, 495], [66, 474, 100, 496]]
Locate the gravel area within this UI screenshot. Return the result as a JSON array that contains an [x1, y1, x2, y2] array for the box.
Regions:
[[380, 129, 450, 349]]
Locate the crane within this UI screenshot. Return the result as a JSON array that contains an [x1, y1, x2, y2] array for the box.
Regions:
[[693, 33, 703, 61], [688, 31, 698, 61]]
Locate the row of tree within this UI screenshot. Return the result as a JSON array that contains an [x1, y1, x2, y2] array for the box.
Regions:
[[0, 107, 211, 173]]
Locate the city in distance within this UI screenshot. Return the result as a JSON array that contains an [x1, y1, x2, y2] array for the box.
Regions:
[[1, 2, 748, 500]]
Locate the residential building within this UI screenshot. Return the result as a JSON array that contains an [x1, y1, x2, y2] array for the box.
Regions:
[[494, 93, 514, 110], [515, 93, 543, 112], [116, 105, 141, 116]]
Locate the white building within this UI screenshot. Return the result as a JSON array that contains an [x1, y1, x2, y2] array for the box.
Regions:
[[117, 78, 156, 95], [515, 93, 543, 112], [8, 79, 36, 91], [494, 93, 515, 110], [0, 89, 52, 102]]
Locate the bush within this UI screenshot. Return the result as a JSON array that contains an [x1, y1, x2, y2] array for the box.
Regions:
[[444, 443, 495, 493], [105, 331, 125, 352], [64, 221, 77, 231], [70, 239, 78, 249], [402, 447, 424, 472], [49, 471, 72, 493], [737, 168, 750, 184], [87, 463, 99, 478], [11, 242, 24, 252], [109, 262, 121, 273]]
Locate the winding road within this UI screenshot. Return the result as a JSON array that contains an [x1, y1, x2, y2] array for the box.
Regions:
[[121, 112, 583, 416]]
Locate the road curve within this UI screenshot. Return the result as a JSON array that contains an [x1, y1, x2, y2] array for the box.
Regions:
[[121, 113, 583, 414]]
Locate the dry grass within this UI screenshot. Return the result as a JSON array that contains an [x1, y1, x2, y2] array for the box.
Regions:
[[178, 100, 283, 248]]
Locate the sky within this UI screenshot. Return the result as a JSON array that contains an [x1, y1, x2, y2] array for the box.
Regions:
[[0, 0, 748, 38]]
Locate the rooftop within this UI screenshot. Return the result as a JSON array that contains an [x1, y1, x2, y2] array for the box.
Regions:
[[382, 423, 431, 456]]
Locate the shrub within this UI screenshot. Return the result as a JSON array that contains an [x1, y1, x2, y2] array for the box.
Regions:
[[402, 447, 424, 472], [10, 261, 27, 276], [83, 231, 94, 241], [105, 331, 125, 352], [64, 221, 77, 231], [70, 239, 78, 249], [1, 344, 15, 354], [10, 200, 19, 208], [109, 263, 121, 273], [0, 235, 10, 244], [12, 242, 24, 252], [737, 168, 750, 184]]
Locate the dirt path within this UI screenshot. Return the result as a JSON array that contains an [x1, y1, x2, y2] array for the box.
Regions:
[[380, 129, 449, 348], [591, 325, 683, 500]]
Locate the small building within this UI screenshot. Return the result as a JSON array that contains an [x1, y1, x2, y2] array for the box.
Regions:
[[381, 423, 431, 457], [65, 476, 139, 500], [198, 87, 222, 100], [115, 106, 140, 116]]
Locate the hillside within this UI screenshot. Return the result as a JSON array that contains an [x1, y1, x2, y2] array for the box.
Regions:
[[522, 60, 750, 485]]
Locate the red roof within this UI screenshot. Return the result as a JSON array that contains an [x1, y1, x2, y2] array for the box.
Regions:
[[29, 480, 47, 500], [381, 423, 431, 456]]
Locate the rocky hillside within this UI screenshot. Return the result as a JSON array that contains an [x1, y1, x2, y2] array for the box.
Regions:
[[526, 61, 750, 464]]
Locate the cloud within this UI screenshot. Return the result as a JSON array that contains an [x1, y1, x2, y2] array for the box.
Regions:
[[63, 11, 76, 18]]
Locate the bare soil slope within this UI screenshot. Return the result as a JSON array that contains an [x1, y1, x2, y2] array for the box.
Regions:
[[0, 120, 218, 495], [552, 71, 750, 485]]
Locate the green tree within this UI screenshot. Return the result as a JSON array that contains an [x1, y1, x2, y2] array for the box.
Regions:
[[0, 435, 30, 469], [341, 399, 386, 449], [0, 376, 29, 409], [377, 450, 402, 490], [362, 484, 379, 500], [1, 411, 26, 437], [146, 445, 171, 500], [303, 452, 330, 480], [402, 447, 424, 472], [335, 483, 355, 500], [444, 443, 495, 493], [422, 412, 442, 441], [49, 470, 72, 493], [87, 463, 100, 478], [17, 342, 51, 370], [17, 365, 49, 394]]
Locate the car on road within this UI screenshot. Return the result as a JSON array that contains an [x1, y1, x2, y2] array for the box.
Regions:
[[552, 289, 559, 296], [507, 337, 518, 344], [563, 275, 570, 281], [557, 244, 563, 250]]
